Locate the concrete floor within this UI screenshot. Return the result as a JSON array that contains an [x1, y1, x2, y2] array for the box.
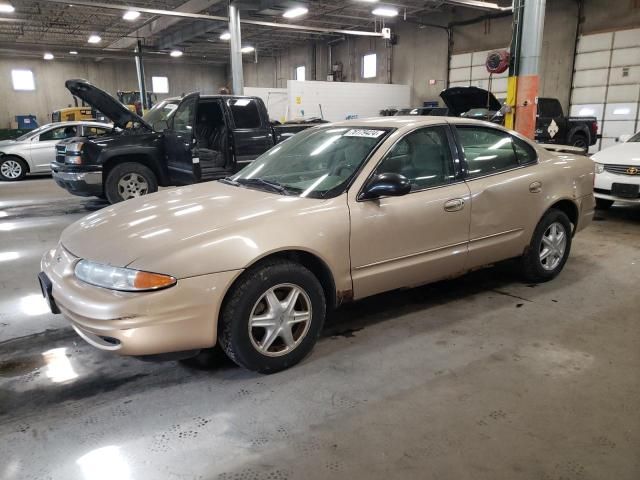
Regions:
[[1, 177, 639, 480]]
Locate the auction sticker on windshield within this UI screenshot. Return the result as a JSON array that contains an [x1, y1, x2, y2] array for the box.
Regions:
[[344, 129, 385, 138]]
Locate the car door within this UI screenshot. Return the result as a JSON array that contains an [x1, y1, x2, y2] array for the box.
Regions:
[[454, 125, 545, 269], [29, 126, 77, 171], [165, 92, 200, 185], [349, 125, 471, 299], [536, 98, 567, 144], [226, 97, 274, 169]]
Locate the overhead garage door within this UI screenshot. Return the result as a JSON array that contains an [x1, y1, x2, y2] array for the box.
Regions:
[[570, 28, 640, 152], [449, 48, 510, 102]]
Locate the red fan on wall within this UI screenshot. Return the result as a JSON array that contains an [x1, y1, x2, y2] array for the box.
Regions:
[[486, 50, 510, 74]]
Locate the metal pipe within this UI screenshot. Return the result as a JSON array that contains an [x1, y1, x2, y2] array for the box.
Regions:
[[520, 0, 546, 76], [229, 3, 244, 95], [134, 40, 148, 111]]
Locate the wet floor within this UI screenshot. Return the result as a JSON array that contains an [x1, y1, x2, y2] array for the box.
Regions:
[[1, 177, 639, 480]]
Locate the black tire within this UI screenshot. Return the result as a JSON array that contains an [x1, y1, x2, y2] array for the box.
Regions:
[[0, 156, 28, 181], [218, 259, 326, 373], [180, 345, 229, 370], [569, 133, 588, 150], [595, 198, 614, 210], [520, 209, 573, 283], [104, 162, 158, 204]]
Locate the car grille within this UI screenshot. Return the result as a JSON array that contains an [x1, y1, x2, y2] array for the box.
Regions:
[[603, 164, 640, 176], [55, 144, 66, 163]]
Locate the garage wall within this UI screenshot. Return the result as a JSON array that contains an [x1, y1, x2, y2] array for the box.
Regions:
[[0, 57, 226, 128]]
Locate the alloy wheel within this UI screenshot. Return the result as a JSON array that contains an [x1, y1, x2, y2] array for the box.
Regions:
[[1, 160, 23, 179], [248, 283, 313, 357], [117, 173, 149, 199], [539, 221, 567, 271]]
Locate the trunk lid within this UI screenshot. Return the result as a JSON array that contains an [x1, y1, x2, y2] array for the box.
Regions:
[[440, 86, 502, 117], [65, 79, 152, 130]]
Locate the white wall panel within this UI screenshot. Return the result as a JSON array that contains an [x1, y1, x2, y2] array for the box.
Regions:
[[613, 28, 640, 49], [450, 53, 472, 69], [449, 67, 471, 82], [449, 81, 471, 88], [609, 65, 640, 85], [244, 87, 288, 123], [601, 120, 637, 138], [604, 102, 638, 121], [571, 86, 607, 104], [599, 138, 618, 151], [611, 47, 640, 67], [574, 51, 611, 70], [606, 84, 640, 103], [570, 104, 605, 121], [573, 69, 609, 87], [576, 32, 613, 53], [286, 80, 411, 121]]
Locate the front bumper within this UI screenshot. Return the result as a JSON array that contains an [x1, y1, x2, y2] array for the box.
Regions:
[[51, 163, 103, 197], [41, 244, 242, 356], [594, 170, 640, 203]]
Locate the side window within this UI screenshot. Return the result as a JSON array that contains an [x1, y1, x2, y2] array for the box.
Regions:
[[172, 97, 196, 132], [228, 98, 261, 129], [457, 127, 520, 178], [84, 127, 110, 137], [40, 126, 76, 141], [513, 136, 538, 165], [538, 99, 563, 118], [374, 126, 454, 191]]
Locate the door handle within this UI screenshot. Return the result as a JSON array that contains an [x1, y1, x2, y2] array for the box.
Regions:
[[444, 198, 465, 212], [529, 181, 542, 193]]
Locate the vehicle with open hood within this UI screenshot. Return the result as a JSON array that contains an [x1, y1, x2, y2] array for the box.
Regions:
[[51, 79, 313, 204], [440, 86, 599, 149]]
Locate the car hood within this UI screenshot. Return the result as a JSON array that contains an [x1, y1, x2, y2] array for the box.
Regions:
[[592, 142, 640, 165], [60, 181, 324, 277], [65, 79, 152, 130], [440, 86, 502, 117]]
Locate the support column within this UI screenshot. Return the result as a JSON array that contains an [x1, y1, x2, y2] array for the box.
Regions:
[[509, 0, 546, 139], [229, 3, 244, 95], [134, 40, 148, 112]]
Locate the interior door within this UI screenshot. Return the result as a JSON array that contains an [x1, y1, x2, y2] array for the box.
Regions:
[[349, 125, 471, 299], [30, 126, 76, 171], [226, 98, 274, 169], [165, 92, 200, 185]]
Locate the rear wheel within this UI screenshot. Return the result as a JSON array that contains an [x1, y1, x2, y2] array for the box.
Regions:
[[105, 162, 158, 204], [520, 209, 572, 283], [0, 156, 28, 181], [218, 259, 326, 373], [595, 198, 614, 210], [569, 133, 588, 150]]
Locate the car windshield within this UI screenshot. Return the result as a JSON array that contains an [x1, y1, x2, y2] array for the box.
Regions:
[[228, 126, 392, 198], [143, 100, 179, 128]]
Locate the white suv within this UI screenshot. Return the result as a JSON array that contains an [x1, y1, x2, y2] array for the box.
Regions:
[[592, 132, 640, 209]]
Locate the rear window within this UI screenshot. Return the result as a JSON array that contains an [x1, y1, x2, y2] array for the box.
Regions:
[[228, 98, 261, 129]]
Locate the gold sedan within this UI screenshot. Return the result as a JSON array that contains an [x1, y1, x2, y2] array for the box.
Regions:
[[40, 117, 595, 372]]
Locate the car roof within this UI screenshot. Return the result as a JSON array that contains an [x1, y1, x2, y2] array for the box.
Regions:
[[325, 116, 507, 130], [42, 121, 113, 128]]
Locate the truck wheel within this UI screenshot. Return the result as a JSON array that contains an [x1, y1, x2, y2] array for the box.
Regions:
[[105, 162, 158, 203], [569, 133, 588, 149], [0, 156, 28, 181], [218, 259, 326, 373]]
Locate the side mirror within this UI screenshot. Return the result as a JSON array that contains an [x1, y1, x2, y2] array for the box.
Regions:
[[360, 172, 411, 200], [153, 120, 169, 132]]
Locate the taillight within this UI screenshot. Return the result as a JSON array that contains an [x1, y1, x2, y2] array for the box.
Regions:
[[591, 121, 598, 137]]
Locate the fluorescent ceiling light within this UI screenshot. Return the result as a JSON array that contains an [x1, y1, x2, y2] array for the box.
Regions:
[[283, 6, 308, 18], [69, 50, 78, 55], [88, 34, 101, 44], [0, 3, 15, 13], [219, 32, 231, 40], [123, 10, 140, 21], [170, 50, 183, 57], [241, 46, 255, 53], [43, 52, 54, 60], [372, 6, 398, 16]]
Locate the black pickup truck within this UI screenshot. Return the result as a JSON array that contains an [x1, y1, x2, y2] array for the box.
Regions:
[[52, 79, 311, 203], [440, 87, 599, 149]]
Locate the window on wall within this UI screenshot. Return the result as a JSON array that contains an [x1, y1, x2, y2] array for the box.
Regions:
[[152, 76, 169, 94], [295, 65, 306, 81], [363, 53, 377, 79], [12, 69, 35, 91]]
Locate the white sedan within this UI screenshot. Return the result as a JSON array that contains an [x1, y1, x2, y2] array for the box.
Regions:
[[592, 132, 640, 208], [0, 121, 113, 181]]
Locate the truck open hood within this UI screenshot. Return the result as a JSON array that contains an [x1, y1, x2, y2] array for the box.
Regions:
[[65, 79, 152, 130], [440, 86, 502, 117]]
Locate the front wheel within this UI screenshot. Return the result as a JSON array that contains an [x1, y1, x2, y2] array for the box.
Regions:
[[105, 162, 158, 204], [520, 209, 573, 283], [218, 259, 326, 373], [0, 156, 28, 181]]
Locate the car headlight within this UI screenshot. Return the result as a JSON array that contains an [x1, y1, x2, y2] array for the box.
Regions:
[[594, 162, 605, 174], [66, 142, 84, 165], [74, 260, 176, 292]]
